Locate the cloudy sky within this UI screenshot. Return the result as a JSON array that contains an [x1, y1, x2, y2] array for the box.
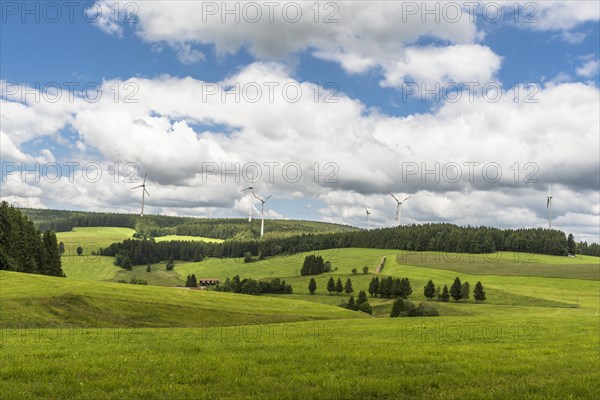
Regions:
[[1, 1, 599, 242]]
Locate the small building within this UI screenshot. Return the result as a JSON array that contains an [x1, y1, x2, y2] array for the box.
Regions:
[[198, 278, 220, 286]]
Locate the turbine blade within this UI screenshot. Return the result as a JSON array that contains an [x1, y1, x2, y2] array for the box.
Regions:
[[143, 171, 147, 185], [132, 185, 143, 189], [265, 195, 272, 202], [144, 189, 150, 197], [403, 196, 412, 202], [388, 192, 400, 202]]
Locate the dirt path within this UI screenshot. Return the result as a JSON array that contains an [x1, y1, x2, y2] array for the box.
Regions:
[[375, 256, 387, 273]]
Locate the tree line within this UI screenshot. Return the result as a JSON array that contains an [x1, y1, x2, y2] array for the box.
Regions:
[[99, 224, 582, 267], [214, 275, 293, 295], [423, 278, 486, 303], [0, 202, 64, 277]]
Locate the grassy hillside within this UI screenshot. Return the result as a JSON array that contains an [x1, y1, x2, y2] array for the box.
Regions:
[[0, 271, 368, 328]]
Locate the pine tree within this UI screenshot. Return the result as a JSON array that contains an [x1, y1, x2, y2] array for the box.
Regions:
[[357, 290, 367, 306], [308, 278, 317, 294], [347, 295, 356, 310], [335, 278, 343, 294], [460, 281, 470, 301], [474, 281, 486, 302], [146, 264, 152, 272], [326, 276, 335, 294], [424, 280, 436, 300], [440, 285, 450, 302], [190, 274, 197, 287], [401, 278, 412, 298], [567, 234, 576, 255], [344, 278, 353, 294], [58, 242, 65, 254], [450, 277, 462, 302], [390, 298, 404, 317], [368, 277, 376, 296]]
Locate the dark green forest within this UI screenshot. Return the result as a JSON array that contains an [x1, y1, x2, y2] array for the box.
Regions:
[[0, 202, 64, 276]]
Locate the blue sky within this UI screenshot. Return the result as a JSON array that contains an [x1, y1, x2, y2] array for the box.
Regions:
[[1, 1, 599, 241]]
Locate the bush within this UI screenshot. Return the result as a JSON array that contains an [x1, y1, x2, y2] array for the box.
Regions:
[[243, 252, 253, 263], [362, 266, 369, 274], [357, 302, 373, 314], [351, 268, 357, 274]]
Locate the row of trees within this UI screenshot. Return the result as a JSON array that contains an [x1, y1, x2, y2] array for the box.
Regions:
[[185, 274, 198, 287], [340, 290, 373, 314], [423, 278, 486, 302], [368, 276, 413, 299], [577, 241, 600, 257], [215, 276, 293, 295], [0, 202, 64, 277]]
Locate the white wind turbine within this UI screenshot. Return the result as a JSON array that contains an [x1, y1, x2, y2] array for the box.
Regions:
[[364, 206, 371, 229], [547, 184, 553, 229], [132, 172, 150, 217], [253, 192, 272, 237], [389, 192, 412, 226], [241, 185, 254, 222]]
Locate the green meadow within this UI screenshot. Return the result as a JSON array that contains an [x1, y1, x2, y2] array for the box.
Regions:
[[2, 227, 598, 399]]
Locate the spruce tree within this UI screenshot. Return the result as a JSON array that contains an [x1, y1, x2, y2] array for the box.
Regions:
[[440, 285, 450, 302], [344, 278, 353, 294], [76, 246, 83, 256], [347, 295, 356, 310], [326, 276, 335, 294], [460, 281, 470, 301], [368, 277, 376, 296], [450, 277, 462, 302], [335, 278, 343, 294], [474, 281, 486, 302], [308, 278, 317, 294], [424, 280, 436, 300], [191, 274, 197, 287], [357, 290, 367, 306], [390, 298, 404, 317]]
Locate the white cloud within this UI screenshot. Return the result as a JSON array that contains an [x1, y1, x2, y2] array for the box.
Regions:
[[2, 63, 598, 240], [576, 59, 599, 78]]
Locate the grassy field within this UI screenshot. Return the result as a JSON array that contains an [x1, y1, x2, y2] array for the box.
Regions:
[[56, 227, 136, 256], [397, 251, 599, 280], [1, 310, 597, 399], [0, 271, 367, 328], [6, 227, 598, 399], [154, 235, 224, 243]]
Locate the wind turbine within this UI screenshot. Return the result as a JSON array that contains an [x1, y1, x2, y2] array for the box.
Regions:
[[364, 206, 371, 229], [253, 192, 272, 237], [132, 172, 150, 217], [547, 184, 553, 229], [389, 192, 412, 226], [241, 185, 254, 222]]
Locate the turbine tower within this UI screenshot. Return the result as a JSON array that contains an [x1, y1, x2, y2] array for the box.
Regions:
[[132, 172, 150, 217], [547, 184, 553, 229], [253, 192, 272, 237], [241, 185, 254, 222], [364, 206, 371, 230], [389, 192, 412, 226]]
